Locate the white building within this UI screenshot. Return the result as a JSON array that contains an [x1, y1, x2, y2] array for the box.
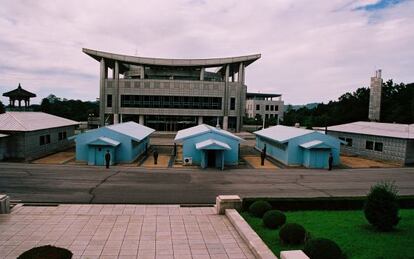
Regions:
[[326, 121, 414, 165], [245, 93, 284, 123]]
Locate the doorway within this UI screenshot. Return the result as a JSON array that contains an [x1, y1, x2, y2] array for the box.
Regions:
[[207, 150, 216, 167]]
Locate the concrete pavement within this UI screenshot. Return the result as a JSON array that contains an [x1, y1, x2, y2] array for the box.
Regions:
[[0, 163, 413, 204]]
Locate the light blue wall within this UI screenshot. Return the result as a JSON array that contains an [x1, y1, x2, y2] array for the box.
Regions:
[[256, 131, 341, 168], [74, 127, 149, 164], [181, 132, 240, 166]]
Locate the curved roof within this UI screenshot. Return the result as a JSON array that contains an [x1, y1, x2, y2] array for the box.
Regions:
[[3, 84, 36, 98], [83, 48, 261, 68]]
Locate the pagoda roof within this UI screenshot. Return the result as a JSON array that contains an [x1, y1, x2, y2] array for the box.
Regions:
[[3, 84, 36, 98]]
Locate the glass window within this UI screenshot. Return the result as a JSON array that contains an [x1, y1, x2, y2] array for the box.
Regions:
[[39, 136, 45, 146], [346, 138, 353, 147], [58, 132, 63, 141], [265, 105, 269, 111], [107, 95, 112, 108], [46, 135, 51, 144], [275, 105, 278, 111], [256, 104, 260, 111], [270, 105, 274, 111], [374, 142, 383, 152], [230, 98, 235, 110], [366, 141, 374, 150]]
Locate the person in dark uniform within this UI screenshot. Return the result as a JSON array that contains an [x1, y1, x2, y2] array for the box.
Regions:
[[153, 149, 159, 165], [105, 150, 111, 169], [260, 149, 266, 166], [328, 153, 333, 171]]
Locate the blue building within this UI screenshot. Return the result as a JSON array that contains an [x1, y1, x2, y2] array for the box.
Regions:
[[71, 121, 154, 165], [254, 125, 343, 168], [174, 124, 243, 170]]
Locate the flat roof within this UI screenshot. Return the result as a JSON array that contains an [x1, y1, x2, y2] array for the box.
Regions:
[[327, 121, 414, 139], [246, 92, 281, 98], [83, 48, 261, 69]]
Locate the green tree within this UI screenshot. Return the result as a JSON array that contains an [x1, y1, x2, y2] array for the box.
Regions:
[[0, 101, 5, 114]]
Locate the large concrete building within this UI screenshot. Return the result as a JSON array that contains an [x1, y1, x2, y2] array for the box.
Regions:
[[245, 92, 284, 123], [83, 48, 261, 132]]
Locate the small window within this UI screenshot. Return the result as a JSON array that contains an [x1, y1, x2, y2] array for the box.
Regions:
[[365, 141, 374, 150], [230, 97, 236, 110], [256, 104, 260, 111], [39, 136, 45, 146], [46, 135, 51, 144], [58, 132, 63, 141], [107, 95, 112, 108], [275, 105, 279, 111], [265, 105, 269, 111], [63, 132, 67, 139], [374, 142, 383, 152], [345, 138, 352, 147], [270, 105, 274, 111]]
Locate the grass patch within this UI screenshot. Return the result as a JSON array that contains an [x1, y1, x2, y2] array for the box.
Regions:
[[241, 209, 414, 259]]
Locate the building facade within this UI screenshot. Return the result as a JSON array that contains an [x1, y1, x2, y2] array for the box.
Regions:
[[245, 93, 284, 123], [71, 121, 154, 166], [327, 121, 414, 165], [254, 125, 342, 168], [83, 48, 261, 132], [0, 112, 78, 161]]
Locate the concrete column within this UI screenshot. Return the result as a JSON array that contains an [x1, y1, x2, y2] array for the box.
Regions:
[[223, 64, 230, 131], [198, 116, 203, 125], [223, 116, 228, 131], [113, 61, 119, 124], [99, 58, 107, 126], [140, 66, 145, 79], [200, 67, 205, 81], [238, 63, 245, 85], [139, 115, 144, 125], [18, 100, 21, 108]]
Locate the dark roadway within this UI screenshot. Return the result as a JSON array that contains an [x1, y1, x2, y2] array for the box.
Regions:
[[0, 163, 413, 204]]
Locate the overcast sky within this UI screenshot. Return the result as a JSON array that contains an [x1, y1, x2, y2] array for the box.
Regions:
[[0, 0, 413, 105]]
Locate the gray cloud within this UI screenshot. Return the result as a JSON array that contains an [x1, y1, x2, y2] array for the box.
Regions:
[[0, 0, 413, 105]]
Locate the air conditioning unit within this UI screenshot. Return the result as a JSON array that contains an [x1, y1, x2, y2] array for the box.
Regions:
[[183, 157, 192, 165]]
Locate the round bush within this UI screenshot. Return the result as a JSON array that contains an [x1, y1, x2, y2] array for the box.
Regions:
[[303, 238, 343, 259], [364, 182, 400, 231], [248, 200, 272, 218], [263, 210, 286, 229], [18, 245, 73, 259], [279, 223, 306, 245]]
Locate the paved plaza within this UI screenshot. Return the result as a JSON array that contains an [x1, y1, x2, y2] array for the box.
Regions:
[[0, 204, 255, 259]]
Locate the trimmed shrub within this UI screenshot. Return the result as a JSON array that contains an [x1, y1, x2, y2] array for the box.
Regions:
[[18, 245, 73, 259], [262, 210, 286, 229], [364, 182, 400, 231], [303, 238, 343, 259], [279, 223, 306, 245], [248, 200, 272, 217]]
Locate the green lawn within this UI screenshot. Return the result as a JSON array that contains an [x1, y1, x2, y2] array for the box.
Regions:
[[241, 209, 414, 259]]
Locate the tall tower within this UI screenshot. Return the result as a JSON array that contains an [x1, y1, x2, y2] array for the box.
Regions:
[[368, 69, 383, 121]]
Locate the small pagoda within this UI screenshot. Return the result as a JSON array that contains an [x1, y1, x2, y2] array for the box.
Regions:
[[2, 83, 36, 110]]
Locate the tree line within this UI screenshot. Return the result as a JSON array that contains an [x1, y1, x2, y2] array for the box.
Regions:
[[281, 80, 413, 128]]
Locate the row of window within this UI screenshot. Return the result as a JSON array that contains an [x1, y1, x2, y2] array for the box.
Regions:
[[255, 104, 279, 111], [39, 131, 67, 146], [339, 137, 383, 152], [114, 95, 223, 110]]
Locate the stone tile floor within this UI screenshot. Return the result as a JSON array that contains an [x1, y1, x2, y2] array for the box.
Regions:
[[0, 204, 255, 259]]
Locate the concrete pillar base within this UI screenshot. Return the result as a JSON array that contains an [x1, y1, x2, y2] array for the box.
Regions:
[[198, 116, 203, 125], [216, 195, 241, 215], [139, 115, 144, 125], [223, 116, 228, 130], [113, 114, 119, 124], [0, 195, 10, 214], [280, 250, 309, 259]]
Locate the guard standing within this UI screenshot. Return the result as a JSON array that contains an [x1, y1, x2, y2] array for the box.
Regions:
[[153, 150, 159, 165], [260, 149, 266, 166], [105, 150, 111, 169], [328, 153, 333, 171]]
